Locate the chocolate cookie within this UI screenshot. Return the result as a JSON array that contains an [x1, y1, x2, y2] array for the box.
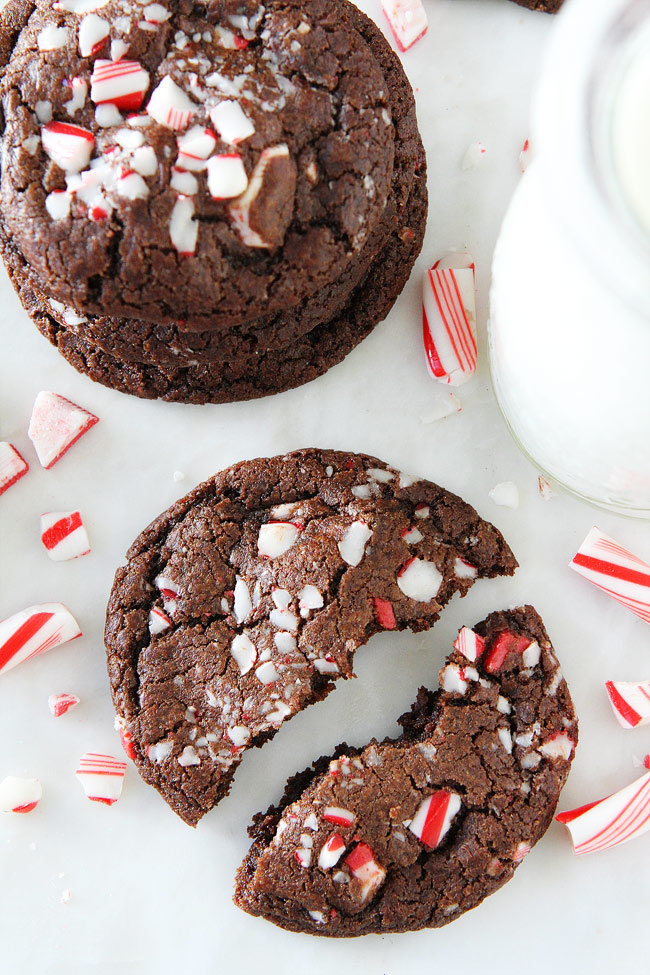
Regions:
[[0, 0, 426, 402], [234, 606, 578, 936], [510, 0, 564, 11], [104, 450, 517, 825]]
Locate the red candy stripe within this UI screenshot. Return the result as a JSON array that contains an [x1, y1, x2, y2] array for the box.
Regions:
[[605, 681, 650, 729], [371, 597, 396, 630], [422, 264, 477, 386], [556, 770, 650, 855], [0, 442, 29, 495], [0, 603, 81, 675], [569, 528, 650, 625]]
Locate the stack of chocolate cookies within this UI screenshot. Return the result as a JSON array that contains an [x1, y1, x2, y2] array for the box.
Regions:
[[0, 0, 426, 404]]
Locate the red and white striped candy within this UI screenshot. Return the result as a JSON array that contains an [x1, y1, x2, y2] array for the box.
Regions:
[[556, 769, 650, 855], [48, 693, 80, 717], [176, 125, 217, 170], [409, 790, 461, 848], [570, 527, 650, 625], [91, 59, 149, 110], [75, 753, 127, 805], [0, 442, 28, 495], [0, 603, 81, 676], [318, 832, 346, 869], [605, 680, 650, 729], [371, 596, 396, 629], [344, 843, 386, 903], [422, 257, 477, 386], [0, 777, 42, 814], [381, 0, 428, 51], [28, 391, 99, 469], [206, 153, 248, 199], [228, 145, 289, 248], [484, 631, 534, 674], [149, 606, 171, 634], [42, 121, 94, 173], [40, 510, 90, 561], [78, 13, 109, 57], [147, 76, 195, 130], [323, 806, 355, 828], [453, 626, 485, 663]]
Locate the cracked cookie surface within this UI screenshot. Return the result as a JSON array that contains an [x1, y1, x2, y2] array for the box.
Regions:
[[104, 449, 516, 824], [234, 606, 578, 936]]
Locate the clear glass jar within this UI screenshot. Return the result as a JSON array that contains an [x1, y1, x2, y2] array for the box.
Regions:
[[489, 0, 650, 517]]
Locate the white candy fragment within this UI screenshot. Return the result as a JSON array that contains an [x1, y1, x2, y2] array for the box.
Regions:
[[91, 59, 149, 110], [75, 753, 126, 804], [42, 122, 95, 173], [318, 833, 346, 869], [423, 258, 477, 386], [206, 153, 248, 199], [48, 693, 80, 717], [397, 558, 442, 602], [147, 76, 195, 130], [381, 0, 428, 51], [338, 521, 372, 566], [298, 585, 323, 614], [522, 641, 541, 668], [228, 145, 291, 248], [147, 740, 173, 762], [78, 13, 109, 56], [116, 172, 149, 200], [176, 125, 217, 170], [269, 608, 298, 631], [169, 195, 198, 255], [37, 25, 68, 51], [40, 510, 90, 561], [149, 606, 171, 634], [538, 475, 554, 500], [171, 168, 198, 194], [453, 626, 485, 663], [0, 442, 29, 495], [441, 664, 467, 695], [233, 577, 252, 623], [419, 394, 463, 423], [498, 727, 513, 754], [0, 603, 81, 676], [209, 100, 255, 144], [227, 726, 251, 748], [231, 633, 256, 675], [409, 791, 461, 848], [255, 661, 280, 685], [178, 746, 200, 767], [28, 391, 98, 468], [258, 522, 301, 558], [0, 777, 42, 813], [461, 141, 487, 170], [538, 732, 575, 761], [143, 3, 171, 22], [489, 482, 519, 509], [454, 557, 477, 580]]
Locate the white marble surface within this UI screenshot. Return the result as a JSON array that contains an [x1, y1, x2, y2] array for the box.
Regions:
[[1, 1, 649, 972]]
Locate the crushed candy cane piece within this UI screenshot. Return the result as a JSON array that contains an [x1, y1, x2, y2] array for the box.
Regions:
[[397, 557, 442, 602], [231, 633, 257, 675], [556, 769, 650, 855], [344, 843, 386, 903], [228, 145, 294, 249], [520, 138, 532, 173], [28, 392, 98, 469], [381, 0, 428, 51], [538, 475, 554, 500], [569, 527, 650, 625], [176, 125, 217, 170], [206, 153, 248, 199], [0, 603, 81, 676], [454, 557, 477, 580], [169, 195, 198, 255], [48, 693, 80, 717], [78, 13, 109, 56], [454, 626, 485, 662], [372, 597, 396, 629], [37, 24, 68, 50], [338, 521, 372, 566], [605, 681, 650, 729], [91, 59, 149, 110], [409, 790, 461, 848], [75, 753, 126, 805], [489, 481, 519, 508], [318, 832, 346, 869], [422, 262, 477, 386], [209, 100, 255, 144], [0, 443, 28, 495], [148, 606, 171, 634], [40, 511, 90, 561], [41, 121, 94, 173], [419, 393, 462, 423], [461, 141, 487, 170], [147, 76, 195, 130], [258, 521, 301, 558], [323, 807, 355, 827], [0, 777, 42, 813], [484, 631, 534, 674], [538, 732, 575, 761]]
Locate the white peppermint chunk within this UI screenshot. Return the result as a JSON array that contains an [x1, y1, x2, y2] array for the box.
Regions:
[[274, 632, 297, 653], [498, 727, 513, 754], [397, 558, 442, 602], [256, 661, 280, 685], [272, 589, 292, 609], [298, 585, 323, 611], [489, 481, 519, 509], [78, 14, 109, 56], [366, 468, 394, 483], [234, 576, 252, 623], [269, 608, 298, 631], [148, 740, 173, 762], [169, 195, 197, 254], [522, 641, 541, 668], [227, 725, 250, 747], [178, 746, 200, 767], [231, 633, 256, 675], [441, 664, 467, 695], [338, 521, 372, 566], [209, 100, 255, 144], [38, 25, 68, 50], [258, 522, 301, 558], [538, 733, 574, 761]]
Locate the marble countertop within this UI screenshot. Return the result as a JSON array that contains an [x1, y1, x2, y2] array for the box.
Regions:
[[1, 1, 648, 971]]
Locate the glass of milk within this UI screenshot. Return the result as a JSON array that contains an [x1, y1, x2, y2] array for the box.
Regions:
[[490, 0, 650, 517]]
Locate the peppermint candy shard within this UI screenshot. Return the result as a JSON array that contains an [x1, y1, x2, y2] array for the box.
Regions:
[[75, 752, 127, 805], [78, 13, 109, 57], [569, 527, 650, 625], [41, 122, 95, 173], [147, 76, 195, 130], [206, 154, 248, 199], [322, 806, 355, 827], [209, 100, 255, 145], [397, 557, 443, 602], [409, 790, 461, 849], [343, 843, 386, 904], [28, 391, 99, 469], [453, 626, 485, 662], [176, 125, 217, 170], [169, 195, 198, 255], [0, 443, 29, 496], [228, 145, 295, 249], [258, 521, 301, 558], [556, 769, 650, 855], [338, 521, 372, 567], [91, 59, 149, 110], [372, 597, 396, 630], [0, 776, 42, 814], [48, 693, 80, 717], [483, 631, 534, 674], [0, 603, 81, 676], [422, 261, 477, 386], [605, 681, 650, 729], [40, 510, 90, 561], [381, 0, 428, 51], [318, 833, 346, 870]]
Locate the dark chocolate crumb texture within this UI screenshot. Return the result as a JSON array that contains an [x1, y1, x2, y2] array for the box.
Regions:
[[510, 0, 564, 11], [234, 606, 578, 936], [0, 0, 426, 402], [104, 450, 516, 825]]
